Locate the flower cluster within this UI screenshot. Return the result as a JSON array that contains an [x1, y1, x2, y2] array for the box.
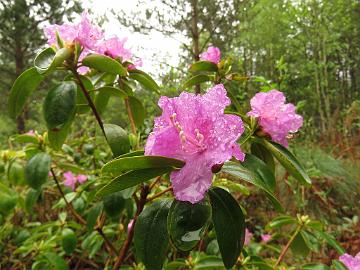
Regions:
[[145, 84, 245, 203], [63, 171, 87, 191], [200, 46, 221, 64], [339, 252, 360, 270], [44, 11, 141, 74], [247, 90, 303, 147], [142, 46, 303, 204]]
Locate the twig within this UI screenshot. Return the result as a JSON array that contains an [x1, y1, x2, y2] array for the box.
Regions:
[[149, 176, 162, 190], [95, 226, 118, 256], [51, 168, 117, 256], [146, 187, 173, 202], [94, 212, 118, 255], [113, 185, 150, 270], [274, 224, 303, 267], [124, 97, 137, 135], [72, 70, 107, 138], [50, 168, 86, 225]]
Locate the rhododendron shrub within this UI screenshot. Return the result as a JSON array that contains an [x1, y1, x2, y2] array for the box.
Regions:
[[5, 14, 349, 270]]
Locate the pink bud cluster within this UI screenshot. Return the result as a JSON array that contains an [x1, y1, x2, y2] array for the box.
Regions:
[[63, 171, 87, 191], [44, 11, 142, 74], [200, 46, 221, 64], [247, 90, 303, 147], [339, 252, 360, 270]]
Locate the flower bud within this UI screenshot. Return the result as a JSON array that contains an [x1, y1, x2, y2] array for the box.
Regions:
[[211, 163, 224, 173]]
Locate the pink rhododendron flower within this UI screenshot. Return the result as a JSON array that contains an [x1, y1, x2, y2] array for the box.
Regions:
[[63, 171, 87, 191], [128, 58, 143, 70], [44, 11, 103, 51], [339, 252, 360, 270], [261, 234, 272, 243], [44, 24, 78, 47], [247, 90, 303, 147], [97, 36, 132, 61], [244, 229, 253, 246], [77, 50, 91, 74], [26, 130, 35, 136], [76, 11, 103, 50], [200, 46, 221, 64], [145, 84, 245, 203]]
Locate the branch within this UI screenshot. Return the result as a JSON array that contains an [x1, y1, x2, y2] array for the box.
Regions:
[[51, 168, 118, 256], [113, 185, 150, 270], [146, 187, 173, 202], [50, 168, 86, 225], [274, 224, 303, 267], [72, 70, 107, 138]]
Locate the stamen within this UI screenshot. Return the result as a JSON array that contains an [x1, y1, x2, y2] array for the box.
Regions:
[[179, 131, 186, 143], [195, 129, 204, 143]]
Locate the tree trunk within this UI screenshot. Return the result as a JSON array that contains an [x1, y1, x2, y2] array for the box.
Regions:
[[190, 0, 201, 94], [14, 7, 25, 134]]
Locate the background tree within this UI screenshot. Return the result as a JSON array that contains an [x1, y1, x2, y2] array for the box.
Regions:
[[0, 0, 81, 133], [114, 0, 242, 93]]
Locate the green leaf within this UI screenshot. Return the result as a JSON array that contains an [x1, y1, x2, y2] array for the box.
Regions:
[[226, 73, 249, 81], [182, 74, 212, 89], [103, 191, 126, 218], [208, 187, 245, 269], [115, 150, 145, 159], [306, 220, 324, 231], [315, 231, 345, 254], [102, 155, 185, 176], [75, 75, 94, 114], [221, 161, 283, 211], [47, 117, 73, 150], [25, 153, 51, 190], [97, 86, 128, 98], [302, 263, 330, 270], [43, 252, 69, 270], [8, 162, 25, 185], [190, 61, 218, 73], [104, 124, 131, 157], [246, 256, 274, 270], [8, 67, 44, 119], [96, 167, 173, 197], [0, 189, 17, 216], [194, 256, 226, 270], [331, 260, 348, 270], [213, 178, 250, 195], [129, 69, 160, 94], [134, 199, 171, 270], [86, 202, 103, 231], [167, 200, 211, 251], [11, 134, 39, 144], [34, 47, 71, 74], [94, 90, 110, 114], [251, 143, 275, 174], [128, 96, 146, 127], [43, 81, 77, 130], [258, 139, 311, 186], [291, 231, 310, 257], [61, 228, 77, 254], [94, 86, 128, 113], [267, 215, 297, 229], [165, 260, 188, 270], [24, 189, 41, 214], [82, 54, 127, 76], [242, 154, 276, 192]]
